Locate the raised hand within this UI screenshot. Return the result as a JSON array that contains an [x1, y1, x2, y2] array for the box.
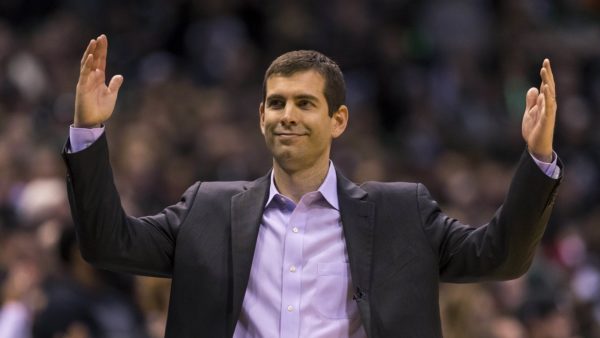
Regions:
[[522, 59, 557, 162], [74, 34, 123, 128]]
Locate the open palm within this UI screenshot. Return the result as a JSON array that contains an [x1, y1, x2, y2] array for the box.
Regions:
[[74, 35, 123, 128], [522, 59, 556, 162]]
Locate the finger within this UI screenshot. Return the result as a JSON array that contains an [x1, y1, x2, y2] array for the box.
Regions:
[[96, 34, 108, 72], [544, 59, 555, 89], [543, 84, 555, 117], [93, 35, 102, 70], [542, 66, 556, 101], [79, 54, 94, 85], [540, 68, 555, 98], [528, 92, 543, 120], [539, 60, 548, 90], [108, 75, 124, 94], [540, 59, 556, 97], [80, 39, 97, 68], [524, 103, 539, 135], [537, 92, 545, 118]]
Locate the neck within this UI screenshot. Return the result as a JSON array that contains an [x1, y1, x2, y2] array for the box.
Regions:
[[272, 157, 330, 204]]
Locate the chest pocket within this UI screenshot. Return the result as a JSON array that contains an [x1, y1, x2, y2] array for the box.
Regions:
[[315, 262, 359, 319]]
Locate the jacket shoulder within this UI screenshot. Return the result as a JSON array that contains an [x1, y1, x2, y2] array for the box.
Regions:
[[198, 181, 252, 195], [195, 174, 270, 199], [359, 181, 420, 196]]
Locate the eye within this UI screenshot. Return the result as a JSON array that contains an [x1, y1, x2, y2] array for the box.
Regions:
[[298, 100, 314, 109], [267, 99, 284, 109]]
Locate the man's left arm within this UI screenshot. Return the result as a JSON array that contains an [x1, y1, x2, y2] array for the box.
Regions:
[[423, 59, 563, 282], [530, 151, 560, 179], [422, 149, 562, 282]]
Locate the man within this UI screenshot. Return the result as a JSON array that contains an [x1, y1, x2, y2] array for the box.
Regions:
[[63, 34, 561, 337]]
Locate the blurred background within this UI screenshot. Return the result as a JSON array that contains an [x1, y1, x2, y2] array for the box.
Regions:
[[0, 0, 599, 337]]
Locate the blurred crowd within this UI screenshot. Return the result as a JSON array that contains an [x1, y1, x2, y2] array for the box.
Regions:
[[1, 0, 600, 337]]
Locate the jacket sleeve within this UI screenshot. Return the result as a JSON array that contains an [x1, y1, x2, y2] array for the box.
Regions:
[[418, 150, 562, 282], [62, 132, 200, 277]]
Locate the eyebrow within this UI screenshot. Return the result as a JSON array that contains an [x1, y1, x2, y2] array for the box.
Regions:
[[294, 94, 319, 102], [266, 94, 320, 102]]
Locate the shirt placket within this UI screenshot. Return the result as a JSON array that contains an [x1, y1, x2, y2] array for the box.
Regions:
[[279, 199, 308, 338]]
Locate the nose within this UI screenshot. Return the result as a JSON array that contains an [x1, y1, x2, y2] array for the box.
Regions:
[[280, 103, 298, 126]]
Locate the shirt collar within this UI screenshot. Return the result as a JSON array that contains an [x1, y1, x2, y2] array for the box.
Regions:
[[266, 161, 339, 210]]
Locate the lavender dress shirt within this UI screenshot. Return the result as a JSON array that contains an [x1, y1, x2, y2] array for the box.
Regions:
[[233, 163, 367, 338]]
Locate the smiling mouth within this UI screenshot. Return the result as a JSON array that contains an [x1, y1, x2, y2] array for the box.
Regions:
[[274, 133, 306, 137]]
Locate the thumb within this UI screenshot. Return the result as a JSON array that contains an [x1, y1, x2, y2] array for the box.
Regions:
[[108, 75, 124, 94], [525, 87, 538, 113]]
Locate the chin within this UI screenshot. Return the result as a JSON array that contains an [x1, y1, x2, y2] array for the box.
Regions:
[[273, 149, 295, 163], [272, 151, 306, 170]]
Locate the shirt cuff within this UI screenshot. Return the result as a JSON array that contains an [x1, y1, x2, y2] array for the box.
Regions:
[[68, 125, 105, 153], [530, 151, 561, 179]]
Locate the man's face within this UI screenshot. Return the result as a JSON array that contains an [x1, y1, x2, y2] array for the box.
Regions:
[[260, 70, 347, 171]]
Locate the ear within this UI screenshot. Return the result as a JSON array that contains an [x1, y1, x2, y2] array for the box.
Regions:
[[259, 102, 266, 135], [331, 105, 348, 139]]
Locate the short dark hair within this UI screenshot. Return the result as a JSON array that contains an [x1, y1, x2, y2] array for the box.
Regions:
[[262, 50, 346, 117]]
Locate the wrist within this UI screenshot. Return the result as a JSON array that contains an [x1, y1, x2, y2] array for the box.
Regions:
[[529, 147, 553, 163], [73, 120, 101, 128]]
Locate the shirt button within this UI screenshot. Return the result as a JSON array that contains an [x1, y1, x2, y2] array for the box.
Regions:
[[292, 227, 299, 233], [287, 305, 294, 312], [289, 265, 296, 272]]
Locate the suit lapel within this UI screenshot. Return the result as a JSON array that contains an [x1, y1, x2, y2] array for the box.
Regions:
[[337, 171, 375, 337], [229, 173, 270, 334]]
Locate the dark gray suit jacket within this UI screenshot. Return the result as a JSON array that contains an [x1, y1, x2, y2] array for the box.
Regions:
[[63, 133, 561, 338]]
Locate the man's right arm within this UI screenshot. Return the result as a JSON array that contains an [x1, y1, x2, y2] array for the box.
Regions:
[[64, 34, 195, 276], [63, 131, 200, 277]]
